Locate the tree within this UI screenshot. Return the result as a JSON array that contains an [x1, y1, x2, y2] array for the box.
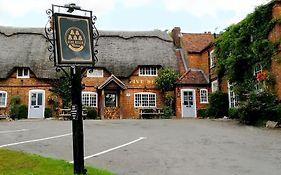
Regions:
[[155, 68, 180, 118], [155, 67, 180, 92], [51, 77, 71, 107]]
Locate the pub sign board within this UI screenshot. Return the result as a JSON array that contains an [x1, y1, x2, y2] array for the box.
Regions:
[[53, 13, 94, 66]]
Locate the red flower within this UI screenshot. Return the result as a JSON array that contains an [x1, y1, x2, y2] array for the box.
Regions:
[[256, 72, 266, 81]]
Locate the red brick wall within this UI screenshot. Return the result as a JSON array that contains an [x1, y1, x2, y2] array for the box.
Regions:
[[0, 71, 52, 115], [82, 68, 164, 119], [175, 86, 210, 118], [269, 1, 281, 99], [187, 50, 210, 77]]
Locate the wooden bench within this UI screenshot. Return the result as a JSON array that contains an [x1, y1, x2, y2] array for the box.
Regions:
[[139, 108, 163, 119], [0, 113, 8, 120], [58, 108, 87, 120]]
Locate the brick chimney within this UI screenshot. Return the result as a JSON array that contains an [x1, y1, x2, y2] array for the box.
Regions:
[[171, 27, 182, 48]]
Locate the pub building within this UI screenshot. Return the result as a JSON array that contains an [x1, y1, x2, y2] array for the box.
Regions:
[[0, 27, 210, 119]]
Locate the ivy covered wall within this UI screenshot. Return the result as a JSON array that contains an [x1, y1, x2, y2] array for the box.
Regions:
[[214, 2, 280, 96]]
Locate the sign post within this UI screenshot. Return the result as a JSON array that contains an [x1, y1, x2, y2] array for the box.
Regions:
[[45, 4, 99, 175], [71, 67, 85, 174]]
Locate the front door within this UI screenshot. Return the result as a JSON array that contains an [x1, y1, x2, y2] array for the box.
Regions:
[[181, 89, 196, 118], [28, 90, 45, 118]]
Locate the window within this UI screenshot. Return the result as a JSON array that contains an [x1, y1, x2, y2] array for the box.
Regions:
[[210, 50, 215, 68], [87, 69, 103, 77], [134, 93, 156, 107], [253, 64, 263, 91], [105, 92, 117, 107], [228, 82, 238, 108], [17, 68, 29, 78], [0, 91, 7, 107], [139, 66, 157, 76], [211, 80, 218, 92], [82, 92, 97, 107], [200, 89, 208, 103]]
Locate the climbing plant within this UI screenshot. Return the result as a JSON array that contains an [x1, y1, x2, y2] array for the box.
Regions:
[[215, 3, 279, 95]]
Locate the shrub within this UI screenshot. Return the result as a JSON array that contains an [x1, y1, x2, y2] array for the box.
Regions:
[[9, 96, 22, 120], [155, 68, 180, 92], [197, 108, 209, 118], [238, 91, 279, 125], [208, 92, 229, 118], [44, 108, 53, 118], [85, 107, 98, 120], [228, 108, 239, 119], [161, 105, 174, 119], [17, 105, 28, 119]]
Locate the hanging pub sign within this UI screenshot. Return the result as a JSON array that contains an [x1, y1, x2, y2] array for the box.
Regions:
[[53, 13, 93, 66]]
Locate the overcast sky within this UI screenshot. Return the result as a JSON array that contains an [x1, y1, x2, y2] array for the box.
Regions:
[[0, 0, 270, 33]]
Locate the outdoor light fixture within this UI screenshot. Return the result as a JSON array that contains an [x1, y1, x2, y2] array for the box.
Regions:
[[64, 3, 81, 13]]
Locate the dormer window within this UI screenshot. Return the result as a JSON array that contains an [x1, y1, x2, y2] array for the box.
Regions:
[[139, 66, 157, 76], [87, 69, 103, 77], [17, 68, 29, 78]]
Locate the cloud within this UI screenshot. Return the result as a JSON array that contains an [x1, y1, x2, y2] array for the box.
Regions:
[[0, 0, 116, 17], [163, 0, 269, 22]]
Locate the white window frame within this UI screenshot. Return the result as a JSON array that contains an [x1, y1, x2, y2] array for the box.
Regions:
[[139, 66, 157, 76], [210, 50, 215, 68], [87, 69, 103, 77], [211, 80, 218, 93], [228, 82, 238, 108], [0, 91, 8, 108], [253, 64, 263, 91], [134, 92, 156, 108], [17, 68, 29, 78], [82, 92, 98, 107], [200, 89, 208, 104]]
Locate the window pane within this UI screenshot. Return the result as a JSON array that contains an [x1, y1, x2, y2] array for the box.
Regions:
[[0, 93, 6, 106], [105, 93, 117, 107], [82, 93, 97, 107], [23, 68, 28, 76], [31, 93, 36, 106], [135, 94, 141, 107], [135, 93, 156, 107], [18, 68, 23, 77], [87, 69, 103, 77], [37, 93, 43, 105]]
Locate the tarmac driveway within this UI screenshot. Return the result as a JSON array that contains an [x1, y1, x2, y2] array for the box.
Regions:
[[0, 119, 281, 175]]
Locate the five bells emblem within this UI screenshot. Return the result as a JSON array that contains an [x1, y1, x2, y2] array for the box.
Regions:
[[65, 27, 85, 52]]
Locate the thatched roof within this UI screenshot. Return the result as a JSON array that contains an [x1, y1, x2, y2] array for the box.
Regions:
[[0, 26, 57, 79], [0, 26, 178, 79]]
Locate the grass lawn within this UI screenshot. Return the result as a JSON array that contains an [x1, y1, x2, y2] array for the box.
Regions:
[[0, 149, 115, 175]]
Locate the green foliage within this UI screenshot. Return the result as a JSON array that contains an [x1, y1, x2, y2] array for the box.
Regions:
[[215, 3, 278, 95], [9, 96, 22, 120], [51, 77, 71, 107], [17, 105, 28, 119], [208, 92, 229, 118], [85, 107, 98, 120], [44, 108, 53, 118], [228, 108, 239, 119], [197, 108, 209, 118], [238, 91, 281, 125], [155, 67, 180, 92], [161, 105, 173, 119]]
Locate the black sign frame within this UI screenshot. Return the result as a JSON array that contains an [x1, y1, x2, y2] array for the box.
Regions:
[[53, 13, 94, 66]]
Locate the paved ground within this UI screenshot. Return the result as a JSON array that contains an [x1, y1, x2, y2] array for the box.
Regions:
[[0, 119, 281, 175]]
